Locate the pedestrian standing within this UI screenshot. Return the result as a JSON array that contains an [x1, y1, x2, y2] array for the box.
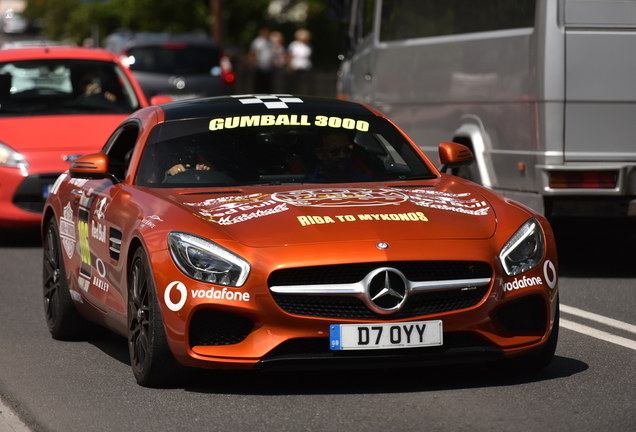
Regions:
[[249, 27, 274, 94], [270, 31, 287, 93], [287, 28, 313, 95]]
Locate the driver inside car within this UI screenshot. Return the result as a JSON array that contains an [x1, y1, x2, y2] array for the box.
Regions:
[[162, 149, 212, 181], [165, 160, 211, 178]]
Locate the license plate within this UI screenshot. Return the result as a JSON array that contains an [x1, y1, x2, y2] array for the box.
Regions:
[[329, 320, 443, 351], [42, 184, 52, 200]]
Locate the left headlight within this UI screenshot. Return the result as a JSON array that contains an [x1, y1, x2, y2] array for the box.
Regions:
[[168, 232, 250, 287], [0, 142, 29, 168], [499, 218, 545, 277]]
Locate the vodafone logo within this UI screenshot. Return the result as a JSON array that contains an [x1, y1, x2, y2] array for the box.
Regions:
[[543, 260, 557, 289], [164, 281, 187, 311]]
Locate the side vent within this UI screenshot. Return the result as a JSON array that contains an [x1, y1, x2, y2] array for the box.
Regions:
[[109, 228, 122, 261]]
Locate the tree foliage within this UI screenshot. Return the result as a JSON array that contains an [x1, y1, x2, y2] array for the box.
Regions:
[[22, 0, 345, 70]]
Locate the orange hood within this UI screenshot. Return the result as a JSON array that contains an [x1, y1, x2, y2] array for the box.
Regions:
[[154, 180, 502, 247]]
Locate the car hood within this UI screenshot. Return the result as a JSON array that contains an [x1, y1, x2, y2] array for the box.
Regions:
[[154, 181, 499, 247], [0, 115, 126, 151]]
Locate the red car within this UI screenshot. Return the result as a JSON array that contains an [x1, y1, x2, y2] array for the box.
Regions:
[[0, 46, 168, 228], [42, 95, 559, 387]]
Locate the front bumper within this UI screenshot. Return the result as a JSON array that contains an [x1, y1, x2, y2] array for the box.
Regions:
[[150, 238, 559, 370], [0, 167, 61, 228]]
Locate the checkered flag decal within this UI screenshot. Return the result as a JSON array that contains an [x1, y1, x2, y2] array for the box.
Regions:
[[232, 94, 304, 109]]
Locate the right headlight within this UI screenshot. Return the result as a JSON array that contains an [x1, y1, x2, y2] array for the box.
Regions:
[[0, 142, 29, 168], [168, 232, 250, 287], [499, 218, 545, 277]]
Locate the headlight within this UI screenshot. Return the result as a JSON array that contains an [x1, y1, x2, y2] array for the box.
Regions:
[[499, 218, 545, 277], [0, 143, 29, 168], [168, 232, 250, 287]]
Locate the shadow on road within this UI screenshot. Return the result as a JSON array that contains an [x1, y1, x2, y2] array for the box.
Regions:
[[183, 355, 587, 395], [0, 227, 41, 248], [86, 330, 588, 394]]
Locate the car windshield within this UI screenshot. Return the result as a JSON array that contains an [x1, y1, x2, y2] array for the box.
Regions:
[[125, 44, 220, 74], [135, 114, 436, 187], [0, 59, 141, 115]]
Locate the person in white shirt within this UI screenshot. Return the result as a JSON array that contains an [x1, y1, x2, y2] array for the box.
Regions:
[[249, 27, 275, 93], [287, 29, 313, 94]]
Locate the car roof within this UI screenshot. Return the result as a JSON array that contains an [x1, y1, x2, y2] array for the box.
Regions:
[[0, 46, 121, 62], [157, 95, 378, 122]]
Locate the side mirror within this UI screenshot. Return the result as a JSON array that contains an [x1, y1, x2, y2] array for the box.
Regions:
[[149, 95, 173, 105], [437, 142, 474, 173], [69, 153, 120, 184]]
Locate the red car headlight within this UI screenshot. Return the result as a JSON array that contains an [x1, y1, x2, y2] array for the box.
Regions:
[[0, 142, 29, 168]]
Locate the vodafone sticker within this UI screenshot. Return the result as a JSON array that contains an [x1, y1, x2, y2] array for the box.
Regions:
[[543, 260, 557, 289], [165, 281, 187, 311]]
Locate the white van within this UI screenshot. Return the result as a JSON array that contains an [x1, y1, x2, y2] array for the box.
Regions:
[[333, 0, 636, 219]]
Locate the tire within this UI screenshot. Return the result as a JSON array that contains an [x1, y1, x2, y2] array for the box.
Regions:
[[43, 217, 99, 340], [491, 296, 560, 374], [128, 247, 181, 387]]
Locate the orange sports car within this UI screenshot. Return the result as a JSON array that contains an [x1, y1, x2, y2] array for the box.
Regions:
[[0, 45, 169, 228], [42, 95, 559, 387]]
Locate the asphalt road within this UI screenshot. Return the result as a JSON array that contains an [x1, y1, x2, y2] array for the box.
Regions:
[[0, 220, 635, 432]]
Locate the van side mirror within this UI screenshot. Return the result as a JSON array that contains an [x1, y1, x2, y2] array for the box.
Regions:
[[437, 142, 474, 173]]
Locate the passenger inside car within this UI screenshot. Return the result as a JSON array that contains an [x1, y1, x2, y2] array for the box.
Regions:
[[307, 129, 374, 180]]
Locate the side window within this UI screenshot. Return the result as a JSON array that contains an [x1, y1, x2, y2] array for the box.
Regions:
[[103, 123, 141, 181], [380, 0, 536, 42]]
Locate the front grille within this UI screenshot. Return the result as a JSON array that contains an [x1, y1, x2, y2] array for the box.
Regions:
[[269, 261, 491, 320], [13, 173, 61, 213], [269, 261, 491, 286], [189, 309, 254, 347], [272, 286, 488, 320]]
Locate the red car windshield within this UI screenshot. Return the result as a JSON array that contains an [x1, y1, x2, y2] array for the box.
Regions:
[[0, 59, 141, 115]]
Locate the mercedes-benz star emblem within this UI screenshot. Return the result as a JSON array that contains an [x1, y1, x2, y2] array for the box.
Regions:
[[367, 268, 408, 312]]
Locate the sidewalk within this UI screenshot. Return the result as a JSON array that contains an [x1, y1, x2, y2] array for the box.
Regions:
[[0, 398, 30, 432]]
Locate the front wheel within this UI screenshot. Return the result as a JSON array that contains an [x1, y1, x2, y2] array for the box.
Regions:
[[43, 217, 99, 340], [128, 247, 181, 387]]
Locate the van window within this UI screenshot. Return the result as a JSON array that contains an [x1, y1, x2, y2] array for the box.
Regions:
[[379, 0, 536, 42], [361, 0, 375, 39]]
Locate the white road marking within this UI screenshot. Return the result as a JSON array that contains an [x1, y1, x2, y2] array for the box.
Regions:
[[560, 319, 636, 351], [560, 304, 636, 335]]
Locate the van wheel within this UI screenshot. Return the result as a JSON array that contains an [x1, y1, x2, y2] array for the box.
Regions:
[[128, 247, 181, 387]]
